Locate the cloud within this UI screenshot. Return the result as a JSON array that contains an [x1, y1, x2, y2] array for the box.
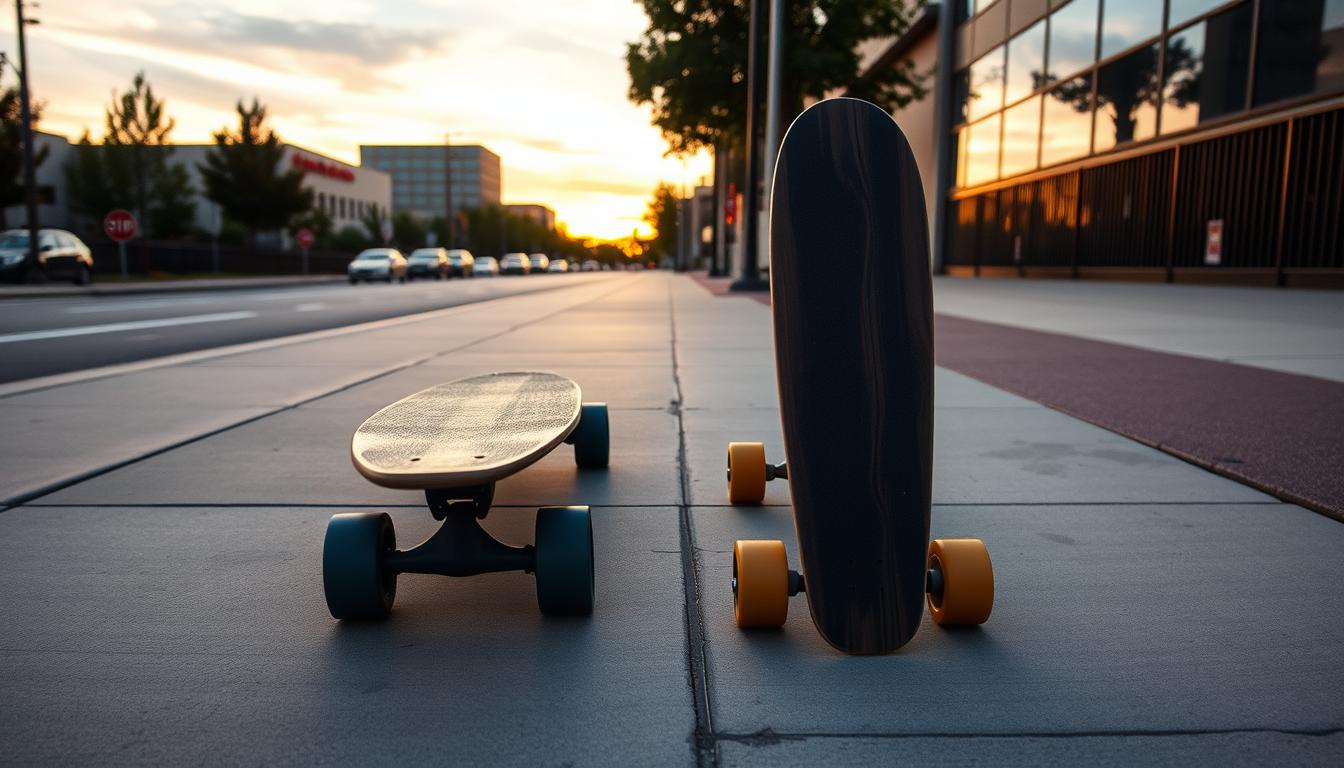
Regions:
[[190, 11, 447, 67], [49, 6, 453, 93]]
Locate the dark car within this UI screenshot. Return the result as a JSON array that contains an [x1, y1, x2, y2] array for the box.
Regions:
[[0, 228, 95, 285], [406, 248, 449, 280], [446, 249, 475, 277]]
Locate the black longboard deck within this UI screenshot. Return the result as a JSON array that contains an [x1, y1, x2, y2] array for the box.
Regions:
[[770, 98, 933, 655]]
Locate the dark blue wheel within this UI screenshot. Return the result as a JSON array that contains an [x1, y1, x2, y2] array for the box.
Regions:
[[534, 506, 595, 615], [570, 402, 609, 469], [323, 512, 397, 620]]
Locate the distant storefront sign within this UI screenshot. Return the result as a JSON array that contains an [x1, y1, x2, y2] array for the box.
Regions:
[[1205, 219, 1224, 266], [291, 154, 355, 183]]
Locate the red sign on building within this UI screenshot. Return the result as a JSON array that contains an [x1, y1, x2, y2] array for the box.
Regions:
[[291, 154, 355, 183]]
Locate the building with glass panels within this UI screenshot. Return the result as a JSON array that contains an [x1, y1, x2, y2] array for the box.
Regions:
[[358, 144, 502, 222], [862, 0, 1344, 286]]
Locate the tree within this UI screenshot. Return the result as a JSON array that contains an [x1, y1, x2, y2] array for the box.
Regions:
[[0, 69, 49, 229], [199, 99, 313, 249], [626, 0, 925, 154], [64, 72, 195, 239], [643, 183, 680, 260], [392, 211, 427, 250], [361, 204, 388, 245]]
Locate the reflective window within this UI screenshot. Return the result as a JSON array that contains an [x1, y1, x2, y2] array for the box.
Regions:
[[1000, 97, 1042, 177], [1099, 0, 1163, 59], [1047, 0, 1100, 82], [954, 67, 972, 124], [964, 114, 1002, 187], [1040, 75, 1094, 166], [1160, 4, 1252, 134], [1093, 43, 1160, 151], [1168, 0, 1228, 28], [967, 46, 1006, 121], [1005, 19, 1048, 105], [1253, 0, 1344, 106]]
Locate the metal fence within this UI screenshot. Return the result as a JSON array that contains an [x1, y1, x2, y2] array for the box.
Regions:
[[946, 104, 1344, 287], [89, 240, 353, 277]]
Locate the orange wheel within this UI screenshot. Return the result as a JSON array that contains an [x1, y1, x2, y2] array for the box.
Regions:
[[727, 442, 767, 504], [926, 538, 994, 626], [733, 540, 789, 628]]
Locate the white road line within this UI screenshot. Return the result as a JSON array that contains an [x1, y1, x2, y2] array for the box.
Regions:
[[294, 302, 327, 312], [66, 297, 217, 314], [0, 311, 258, 344]]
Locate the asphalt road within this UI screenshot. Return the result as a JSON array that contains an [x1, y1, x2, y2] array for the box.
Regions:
[[0, 273, 614, 384]]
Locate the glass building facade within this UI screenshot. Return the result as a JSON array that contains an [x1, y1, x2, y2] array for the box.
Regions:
[[359, 145, 502, 221], [954, 0, 1344, 187], [940, 0, 1344, 285]]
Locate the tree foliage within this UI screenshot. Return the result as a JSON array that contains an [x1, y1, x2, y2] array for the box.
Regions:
[[63, 72, 195, 239], [643, 182, 680, 259], [198, 99, 313, 248], [0, 69, 49, 228], [626, 0, 925, 153]]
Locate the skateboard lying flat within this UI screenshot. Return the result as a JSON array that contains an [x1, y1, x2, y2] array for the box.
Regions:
[[726, 98, 994, 654], [323, 372, 610, 620]]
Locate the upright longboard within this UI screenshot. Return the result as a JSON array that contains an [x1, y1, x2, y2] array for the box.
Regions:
[[726, 98, 993, 655], [324, 372, 610, 622]]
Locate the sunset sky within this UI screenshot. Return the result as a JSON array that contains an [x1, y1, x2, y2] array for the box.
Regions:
[[3, 0, 713, 240]]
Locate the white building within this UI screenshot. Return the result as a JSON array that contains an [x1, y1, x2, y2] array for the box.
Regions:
[[5, 132, 391, 242]]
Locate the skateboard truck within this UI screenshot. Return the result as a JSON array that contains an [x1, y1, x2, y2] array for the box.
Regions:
[[385, 485, 536, 578]]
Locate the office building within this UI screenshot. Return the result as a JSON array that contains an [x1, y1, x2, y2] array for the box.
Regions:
[[359, 144, 502, 221], [859, 0, 1344, 286], [505, 204, 556, 231]]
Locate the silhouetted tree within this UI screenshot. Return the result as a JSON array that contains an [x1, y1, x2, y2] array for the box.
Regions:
[[643, 182, 679, 260], [199, 99, 312, 250], [0, 68, 48, 229]]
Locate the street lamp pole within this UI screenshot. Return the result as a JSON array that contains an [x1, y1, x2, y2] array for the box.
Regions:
[[731, 0, 768, 291], [15, 0, 40, 273], [444, 132, 454, 248]]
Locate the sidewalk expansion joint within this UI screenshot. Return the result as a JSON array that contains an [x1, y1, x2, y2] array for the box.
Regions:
[[709, 726, 1344, 745], [669, 280, 719, 768]]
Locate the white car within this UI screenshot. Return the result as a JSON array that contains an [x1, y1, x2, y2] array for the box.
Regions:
[[472, 256, 500, 276], [500, 252, 531, 275], [446, 249, 475, 277], [580, 259, 601, 272], [546, 259, 570, 273], [529, 253, 550, 273], [348, 248, 407, 283]]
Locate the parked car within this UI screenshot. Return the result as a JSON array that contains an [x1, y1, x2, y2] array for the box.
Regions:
[[0, 228, 94, 285], [348, 248, 407, 283], [580, 259, 601, 272], [446, 249, 475, 277], [546, 259, 570, 273], [472, 256, 500, 276], [500, 252, 531, 275], [406, 248, 448, 280], [625, 262, 644, 271], [528, 253, 550, 273]]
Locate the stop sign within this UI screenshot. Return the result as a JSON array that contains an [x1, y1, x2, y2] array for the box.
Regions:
[[295, 228, 316, 249], [104, 209, 137, 242]]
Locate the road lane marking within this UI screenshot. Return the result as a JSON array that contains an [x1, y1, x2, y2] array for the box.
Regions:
[[294, 302, 327, 312], [66, 297, 216, 314], [0, 311, 258, 344]]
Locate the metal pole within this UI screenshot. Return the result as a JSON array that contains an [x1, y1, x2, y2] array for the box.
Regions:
[[118, 241, 127, 281], [710, 143, 726, 276], [302, 247, 310, 276], [762, 0, 784, 216], [930, 0, 957, 275], [15, 0, 40, 275], [731, 0, 768, 291], [444, 133, 454, 248]]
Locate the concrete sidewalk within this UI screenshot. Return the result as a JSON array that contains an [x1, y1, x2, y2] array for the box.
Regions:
[[0, 274, 345, 299], [1, 273, 1340, 766]]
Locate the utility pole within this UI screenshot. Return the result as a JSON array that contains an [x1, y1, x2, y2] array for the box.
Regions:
[[443, 132, 454, 248], [762, 0, 784, 217], [15, 0, 40, 274], [731, 0, 768, 291]]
